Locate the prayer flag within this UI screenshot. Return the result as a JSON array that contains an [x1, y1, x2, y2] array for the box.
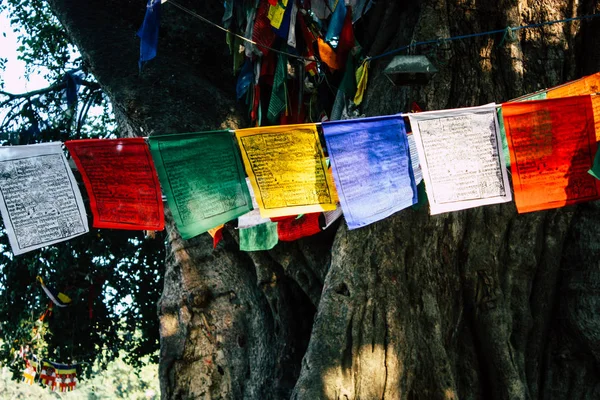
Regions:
[[65, 138, 164, 231], [235, 123, 337, 218], [323, 115, 417, 229], [408, 104, 512, 214], [497, 91, 547, 167], [0, 143, 89, 255], [268, 52, 288, 123], [325, 1, 346, 44], [238, 178, 271, 229], [239, 221, 278, 251], [149, 131, 252, 240], [272, 213, 321, 241], [137, 0, 161, 68], [354, 61, 369, 105], [546, 72, 600, 141], [502, 95, 600, 212]]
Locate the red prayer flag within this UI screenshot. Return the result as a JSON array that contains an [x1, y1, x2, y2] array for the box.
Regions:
[[65, 138, 164, 230], [502, 95, 600, 213], [252, 0, 277, 55], [272, 213, 322, 241]]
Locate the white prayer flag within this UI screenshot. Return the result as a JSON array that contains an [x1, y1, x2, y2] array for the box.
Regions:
[[408, 104, 512, 214], [0, 143, 89, 255]]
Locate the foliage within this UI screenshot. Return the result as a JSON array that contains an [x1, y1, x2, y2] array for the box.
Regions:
[[0, 0, 164, 383]]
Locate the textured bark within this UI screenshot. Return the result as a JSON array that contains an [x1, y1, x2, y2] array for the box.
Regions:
[[45, 0, 600, 398]]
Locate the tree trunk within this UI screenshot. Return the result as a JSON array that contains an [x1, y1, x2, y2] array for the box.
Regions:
[[46, 0, 600, 398]]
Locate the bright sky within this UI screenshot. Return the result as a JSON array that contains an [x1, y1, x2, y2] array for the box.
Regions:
[[0, 11, 51, 94]]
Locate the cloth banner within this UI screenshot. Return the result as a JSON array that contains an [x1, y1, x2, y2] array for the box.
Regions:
[[502, 95, 600, 213], [498, 91, 547, 167], [65, 138, 164, 231], [322, 115, 417, 229], [235, 123, 337, 218], [149, 131, 252, 240], [137, 0, 161, 67], [0, 143, 89, 255], [408, 104, 512, 214], [239, 221, 278, 251], [546, 72, 600, 141], [238, 178, 271, 229], [272, 213, 322, 241]]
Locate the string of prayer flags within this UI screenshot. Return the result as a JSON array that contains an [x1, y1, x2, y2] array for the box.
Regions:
[[273, 213, 322, 241], [323, 115, 417, 229], [235, 123, 337, 218], [408, 104, 512, 214], [546, 72, 600, 141], [37, 276, 71, 307], [0, 143, 89, 255], [239, 221, 279, 251], [137, 0, 161, 68], [502, 95, 600, 213], [41, 360, 77, 392], [149, 131, 252, 240], [65, 138, 164, 231]]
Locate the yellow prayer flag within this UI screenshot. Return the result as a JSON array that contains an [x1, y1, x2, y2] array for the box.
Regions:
[[354, 60, 370, 105], [235, 124, 337, 218], [268, 0, 288, 29]]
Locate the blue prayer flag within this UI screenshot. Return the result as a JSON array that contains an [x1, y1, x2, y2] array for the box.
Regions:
[[322, 115, 418, 229], [325, 1, 346, 46], [137, 0, 161, 68]]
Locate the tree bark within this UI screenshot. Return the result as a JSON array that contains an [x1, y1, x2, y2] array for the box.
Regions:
[[45, 0, 600, 398]]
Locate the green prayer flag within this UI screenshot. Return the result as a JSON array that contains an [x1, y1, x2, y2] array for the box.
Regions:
[[239, 221, 278, 251], [268, 52, 288, 123], [589, 147, 600, 180], [498, 91, 547, 168], [339, 54, 356, 97], [411, 181, 428, 211], [149, 131, 253, 240]]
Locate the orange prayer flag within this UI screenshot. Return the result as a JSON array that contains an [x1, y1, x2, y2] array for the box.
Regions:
[[317, 38, 340, 70], [502, 95, 600, 213], [546, 72, 600, 141]]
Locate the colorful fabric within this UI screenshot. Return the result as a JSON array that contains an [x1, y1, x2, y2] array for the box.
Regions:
[[235, 124, 337, 218], [239, 221, 278, 251], [37, 276, 71, 307], [408, 104, 512, 214], [137, 0, 161, 68], [323, 115, 417, 229], [502, 95, 600, 212], [0, 142, 89, 255], [65, 138, 164, 231], [273, 213, 322, 241], [268, 52, 288, 123], [149, 131, 252, 240]]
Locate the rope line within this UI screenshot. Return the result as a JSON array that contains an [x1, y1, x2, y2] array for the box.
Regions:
[[367, 13, 600, 61], [165, 1, 600, 64], [167, 0, 313, 62]]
